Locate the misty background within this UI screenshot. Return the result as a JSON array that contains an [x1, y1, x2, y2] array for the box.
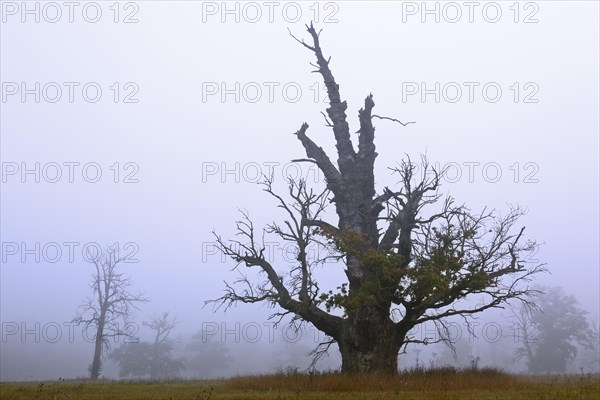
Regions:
[[1, 1, 598, 380]]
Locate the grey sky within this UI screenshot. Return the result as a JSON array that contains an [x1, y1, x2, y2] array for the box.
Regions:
[[1, 1, 598, 380]]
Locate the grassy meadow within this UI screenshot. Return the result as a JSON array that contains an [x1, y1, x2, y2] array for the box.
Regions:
[[1, 368, 598, 400]]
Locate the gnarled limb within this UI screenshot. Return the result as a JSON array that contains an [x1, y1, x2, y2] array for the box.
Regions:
[[208, 181, 343, 340]]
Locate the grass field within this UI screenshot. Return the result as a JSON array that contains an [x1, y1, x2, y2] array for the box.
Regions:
[[1, 368, 598, 400]]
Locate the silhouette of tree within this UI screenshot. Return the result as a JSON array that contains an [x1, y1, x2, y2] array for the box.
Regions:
[[209, 23, 544, 373], [73, 246, 147, 380]]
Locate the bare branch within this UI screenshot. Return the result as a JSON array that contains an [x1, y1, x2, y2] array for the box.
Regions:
[[208, 182, 343, 340], [372, 114, 416, 127]]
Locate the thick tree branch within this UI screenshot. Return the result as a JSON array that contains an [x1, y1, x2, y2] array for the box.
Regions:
[[294, 122, 342, 194], [292, 23, 356, 175], [358, 94, 377, 163]]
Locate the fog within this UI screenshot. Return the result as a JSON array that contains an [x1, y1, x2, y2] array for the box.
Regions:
[[1, 1, 598, 381]]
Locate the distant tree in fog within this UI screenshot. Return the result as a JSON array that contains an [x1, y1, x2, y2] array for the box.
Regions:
[[110, 312, 185, 379], [143, 312, 185, 379], [514, 286, 598, 374], [185, 330, 232, 378], [73, 246, 148, 380]]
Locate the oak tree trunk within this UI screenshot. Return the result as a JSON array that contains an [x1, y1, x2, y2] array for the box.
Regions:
[[339, 341, 400, 373], [338, 309, 401, 373]]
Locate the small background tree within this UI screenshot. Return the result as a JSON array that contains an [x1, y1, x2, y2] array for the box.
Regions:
[[185, 329, 232, 378], [73, 246, 148, 380], [110, 312, 185, 379], [514, 285, 598, 374]]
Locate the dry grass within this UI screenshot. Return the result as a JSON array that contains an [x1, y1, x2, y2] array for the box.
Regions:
[[228, 366, 527, 392], [1, 368, 598, 400]]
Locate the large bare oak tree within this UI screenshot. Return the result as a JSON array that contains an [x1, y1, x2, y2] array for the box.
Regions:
[[210, 24, 544, 373]]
